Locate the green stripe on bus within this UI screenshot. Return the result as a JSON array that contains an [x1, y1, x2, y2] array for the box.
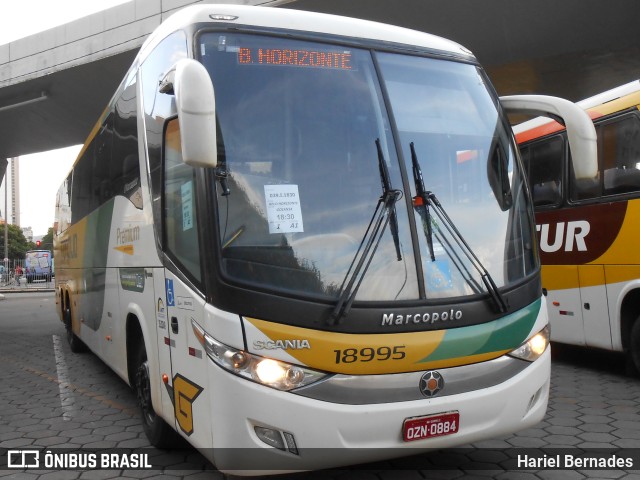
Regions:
[[82, 198, 115, 268], [418, 299, 541, 362]]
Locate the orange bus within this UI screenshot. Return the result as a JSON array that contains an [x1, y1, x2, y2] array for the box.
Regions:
[[515, 80, 640, 372]]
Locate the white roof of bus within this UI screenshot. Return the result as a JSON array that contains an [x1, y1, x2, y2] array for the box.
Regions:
[[138, 3, 473, 62], [512, 80, 640, 134]]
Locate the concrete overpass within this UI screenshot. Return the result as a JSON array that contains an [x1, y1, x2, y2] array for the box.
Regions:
[[0, 0, 294, 183], [2, 0, 640, 183]]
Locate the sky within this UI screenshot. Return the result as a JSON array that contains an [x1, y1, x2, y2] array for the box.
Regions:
[[1, 0, 131, 237]]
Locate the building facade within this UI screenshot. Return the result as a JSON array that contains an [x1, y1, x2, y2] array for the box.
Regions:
[[10, 157, 19, 226]]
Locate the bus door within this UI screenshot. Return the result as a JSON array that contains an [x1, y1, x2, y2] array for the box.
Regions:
[[538, 208, 612, 349], [151, 267, 176, 429], [536, 209, 591, 346], [578, 265, 612, 350], [541, 265, 586, 346], [161, 272, 209, 446], [158, 117, 211, 446], [543, 264, 612, 349]]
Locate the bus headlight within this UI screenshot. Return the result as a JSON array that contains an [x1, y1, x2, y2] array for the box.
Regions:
[[508, 325, 550, 362], [192, 320, 328, 391]]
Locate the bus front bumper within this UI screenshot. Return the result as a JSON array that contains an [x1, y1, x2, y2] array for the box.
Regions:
[[203, 348, 550, 474]]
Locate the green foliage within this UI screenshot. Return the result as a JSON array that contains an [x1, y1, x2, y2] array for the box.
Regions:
[[39, 227, 54, 257], [0, 224, 32, 260]]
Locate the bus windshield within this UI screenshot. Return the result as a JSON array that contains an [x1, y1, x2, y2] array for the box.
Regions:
[[198, 32, 537, 303]]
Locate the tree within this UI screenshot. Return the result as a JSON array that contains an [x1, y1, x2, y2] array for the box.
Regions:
[[0, 224, 33, 260], [39, 227, 54, 257]]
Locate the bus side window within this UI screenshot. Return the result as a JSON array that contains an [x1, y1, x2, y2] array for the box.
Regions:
[[114, 73, 142, 209], [601, 115, 640, 196], [140, 31, 189, 244], [568, 127, 601, 201], [163, 118, 202, 283], [55, 173, 72, 235], [71, 136, 100, 223], [93, 114, 114, 207], [522, 136, 564, 207]]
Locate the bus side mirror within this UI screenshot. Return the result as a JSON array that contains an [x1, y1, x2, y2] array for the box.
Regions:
[[500, 95, 597, 179], [160, 59, 218, 168]]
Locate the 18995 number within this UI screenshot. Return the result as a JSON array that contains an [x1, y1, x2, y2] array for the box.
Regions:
[[333, 346, 406, 364]]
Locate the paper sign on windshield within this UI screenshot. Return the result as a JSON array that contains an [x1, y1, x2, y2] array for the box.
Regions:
[[181, 181, 194, 231], [264, 184, 304, 234]]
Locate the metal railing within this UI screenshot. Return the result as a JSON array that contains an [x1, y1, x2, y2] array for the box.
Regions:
[[0, 259, 54, 290]]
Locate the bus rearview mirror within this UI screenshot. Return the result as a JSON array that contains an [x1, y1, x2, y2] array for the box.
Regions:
[[162, 59, 218, 168], [500, 95, 597, 180]]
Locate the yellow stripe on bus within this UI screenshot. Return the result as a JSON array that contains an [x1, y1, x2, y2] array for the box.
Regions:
[[246, 302, 539, 374], [540, 200, 640, 292], [247, 317, 446, 374], [591, 200, 640, 266], [541, 266, 578, 291], [605, 265, 640, 285], [588, 92, 640, 119], [542, 264, 640, 291]]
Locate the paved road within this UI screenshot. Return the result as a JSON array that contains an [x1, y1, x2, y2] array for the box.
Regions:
[[1, 292, 639, 479]]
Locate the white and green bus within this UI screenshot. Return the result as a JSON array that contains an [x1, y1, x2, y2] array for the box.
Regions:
[[54, 3, 595, 473]]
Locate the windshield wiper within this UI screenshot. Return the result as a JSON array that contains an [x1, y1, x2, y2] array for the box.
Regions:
[[329, 139, 402, 324], [410, 143, 507, 313], [378, 139, 403, 262], [410, 142, 436, 262]]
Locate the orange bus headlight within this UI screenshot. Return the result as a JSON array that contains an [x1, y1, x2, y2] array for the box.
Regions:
[[508, 325, 550, 362], [192, 319, 328, 391]]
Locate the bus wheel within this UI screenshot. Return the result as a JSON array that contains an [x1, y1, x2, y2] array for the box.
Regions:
[[64, 304, 86, 353], [134, 345, 179, 448], [629, 319, 640, 376]]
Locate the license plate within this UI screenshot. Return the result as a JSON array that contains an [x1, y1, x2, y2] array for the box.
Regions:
[[403, 411, 459, 442]]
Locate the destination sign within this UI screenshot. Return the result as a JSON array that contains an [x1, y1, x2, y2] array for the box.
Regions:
[[237, 47, 353, 70]]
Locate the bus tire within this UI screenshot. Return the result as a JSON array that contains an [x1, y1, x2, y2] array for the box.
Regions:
[[64, 303, 86, 353], [629, 318, 640, 376], [134, 345, 179, 448]]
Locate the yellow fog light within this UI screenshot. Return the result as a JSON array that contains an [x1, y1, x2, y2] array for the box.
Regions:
[[254, 426, 286, 450]]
